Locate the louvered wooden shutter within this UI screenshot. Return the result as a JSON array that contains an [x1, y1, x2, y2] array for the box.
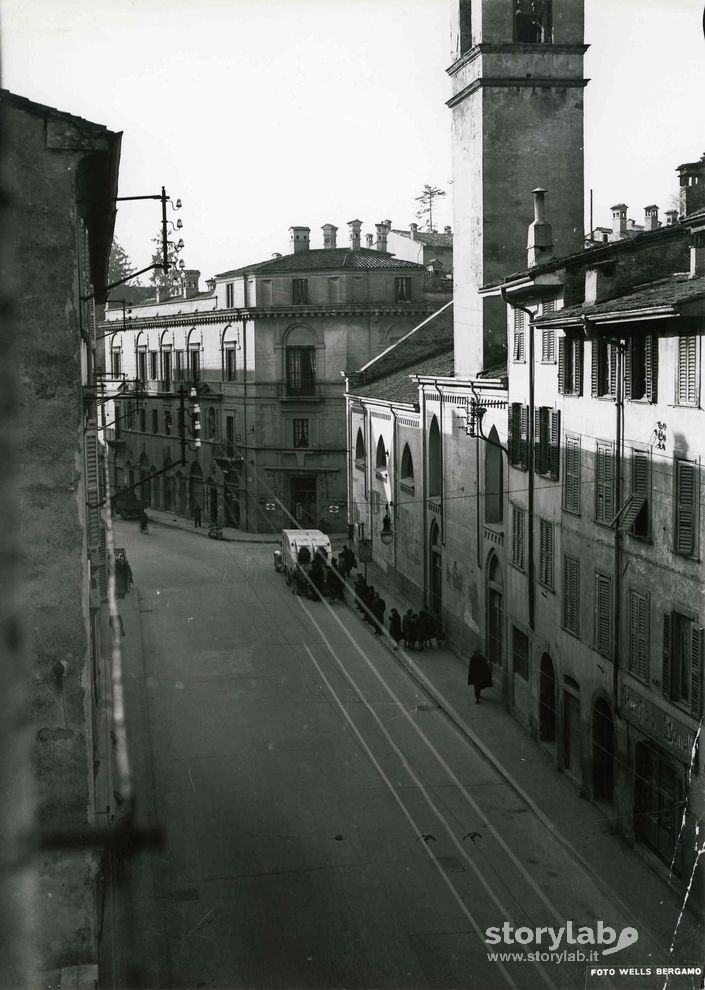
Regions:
[[575, 340, 584, 396], [591, 340, 599, 396], [624, 339, 632, 400], [633, 451, 649, 497], [645, 336, 658, 403], [564, 437, 580, 513], [662, 612, 672, 699], [549, 411, 561, 481], [563, 556, 579, 633], [594, 573, 611, 657], [540, 519, 553, 587], [508, 403, 521, 465], [675, 461, 696, 556], [520, 405, 529, 470], [678, 337, 697, 405], [513, 505, 524, 569], [558, 337, 566, 393], [85, 420, 101, 549], [629, 590, 648, 681], [691, 626, 703, 718], [608, 343, 617, 396], [507, 404, 514, 464], [596, 445, 614, 522]]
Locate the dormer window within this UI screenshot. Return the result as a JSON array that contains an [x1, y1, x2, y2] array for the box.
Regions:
[[514, 0, 552, 43]]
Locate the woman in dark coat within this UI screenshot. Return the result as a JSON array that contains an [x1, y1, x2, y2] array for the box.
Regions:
[[468, 650, 493, 704], [389, 608, 402, 649]]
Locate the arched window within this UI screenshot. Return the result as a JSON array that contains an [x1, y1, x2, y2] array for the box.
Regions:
[[207, 407, 217, 441], [355, 428, 365, 465], [401, 444, 414, 482], [485, 426, 503, 523], [428, 416, 442, 498], [376, 435, 387, 471]]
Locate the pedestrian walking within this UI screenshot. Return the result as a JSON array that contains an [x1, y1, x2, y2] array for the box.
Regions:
[[467, 649, 493, 704], [371, 592, 386, 636], [340, 544, 357, 579], [193, 503, 202, 528], [354, 573, 367, 612], [402, 609, 415, 649], [139, 508, 149, 534], [389, 608, 402, 649], [418, 610, 436, 649]]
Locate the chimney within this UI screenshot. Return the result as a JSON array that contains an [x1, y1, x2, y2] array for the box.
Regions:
[[666, 210, 679, 226], [289, 226, 310, 254], [321, 223, 338, 250], [444, 225, 452, 236], [348, 219, 362, 252], [689, 225, 705, 277], [409, 222, 418, 241], [527, 188, 553, 267], [206, 278, 216, 293], [182, 269, 200, 297], [677, 154, 705, 218], [375, 222, 388, 253], [644, 205, 659, 232], [610, 204, 628, 239], [365, 233, 374, 248], [585, 261, 618, 304]]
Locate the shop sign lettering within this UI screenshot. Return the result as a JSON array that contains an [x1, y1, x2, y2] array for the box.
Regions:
[[622, 684, 696, 761]]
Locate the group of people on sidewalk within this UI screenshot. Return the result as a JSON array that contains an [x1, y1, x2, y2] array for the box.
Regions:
[[352, 573, 445, 651]]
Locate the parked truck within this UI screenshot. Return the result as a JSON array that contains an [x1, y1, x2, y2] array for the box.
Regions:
[[274, 528, 332, 591]]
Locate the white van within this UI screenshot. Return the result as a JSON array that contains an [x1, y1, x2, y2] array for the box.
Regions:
[[275, 528, 332, 585]]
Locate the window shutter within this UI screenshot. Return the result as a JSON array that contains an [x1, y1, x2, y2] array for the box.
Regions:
[[591, 340, 599, 396], [564, 437, 580, 513], [691, 627, 703, 718], [540, 520, 553, 587], [534, 405, 541, 469], [594, 573, 611, 658], [596, 444, 614, 523], [558, 337, 566, 393], [609, 343, 617, 396], [508, 403, 522, 466], [662, 612, 672, 699], [507, 404, 514, 464], [645, 336, 658, 403], [85, 421, 101, 549], [563, 556, 579, 634], [549, 410, 561, 481], [624, 340, 632, 400], [575, 340, 584, 396], [633, 451, 649, 497], [520, 405, 529, 471], [629, 590, 649, 681], [675, 461, 696, 556]]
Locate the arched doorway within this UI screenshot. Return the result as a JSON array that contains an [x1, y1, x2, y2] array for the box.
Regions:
[[189, 461, 204, 516], [592, 698, 614, 802], [429, 522, 442, 618], [486, 552, 503, 671], [539, 653, 557, 743], [207, 479, 218, 524]]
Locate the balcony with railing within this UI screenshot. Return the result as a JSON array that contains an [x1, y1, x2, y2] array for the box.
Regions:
[[213, 441, 244, 468]]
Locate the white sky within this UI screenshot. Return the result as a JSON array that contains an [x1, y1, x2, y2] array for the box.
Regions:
[[1, 0, 703, 282]]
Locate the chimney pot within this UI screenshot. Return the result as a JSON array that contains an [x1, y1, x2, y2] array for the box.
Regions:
[[610, 204, 628, 238], [365, 233, 373, 248], [289, 225, 310, 254], [527, 189, 553, 267], [348, 219, 362, 252], [665, 210, 679, 226], [677, 155, 705, 218], [444, 225, 452, 235], [409, 222, 418, 241], [644, 205, 659, 232], [375, 222, 388, 253], [321, 223, 338, 250], [689, 226, 705, 277]]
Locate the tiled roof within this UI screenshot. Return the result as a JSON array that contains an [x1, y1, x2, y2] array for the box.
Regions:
[[354, 351, 454, 404], [391, 229, 453, 247], [482, 223, 687, 290], [543, 273, 705, 322], [0, 88, 113, 135], [350, 301, 454, 403], [216, 248, 424, 279]]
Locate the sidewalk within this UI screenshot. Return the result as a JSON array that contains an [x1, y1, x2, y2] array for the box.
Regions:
[[139, 507, 280, 543], [354, 559, 703, 959]]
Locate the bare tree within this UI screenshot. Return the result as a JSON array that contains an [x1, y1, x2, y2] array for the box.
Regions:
[[415, 184, 447, 232]]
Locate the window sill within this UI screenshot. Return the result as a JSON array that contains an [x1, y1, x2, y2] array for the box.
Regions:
[[560, 625, 581, 640], [510, 562, 526, 575], [354, 460, 365, 471], [561, 506, 581, 516], [375, 469, 388, 481], [399, 480, 415, 495], [558, 390, 582, 398]]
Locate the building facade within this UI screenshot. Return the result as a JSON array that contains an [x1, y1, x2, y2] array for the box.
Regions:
[[1, 89, 121, 979], [102, 222, 438, 533]]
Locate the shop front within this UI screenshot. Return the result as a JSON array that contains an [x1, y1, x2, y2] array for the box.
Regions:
[[622, 682, 699, 880]]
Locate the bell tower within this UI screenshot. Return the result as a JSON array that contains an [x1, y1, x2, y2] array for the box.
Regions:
[[448, 0, 588, 376]]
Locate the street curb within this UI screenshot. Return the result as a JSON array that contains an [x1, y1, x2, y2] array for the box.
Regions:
[[148, 514, 279, 544], [348, 601, 683, 949]]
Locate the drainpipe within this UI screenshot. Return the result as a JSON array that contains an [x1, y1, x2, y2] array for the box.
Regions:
[[391, 406, 398, 571], [502, 289, 536, 631], [421, 381, 429, 609]]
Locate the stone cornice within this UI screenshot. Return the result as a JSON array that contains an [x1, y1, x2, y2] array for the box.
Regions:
[[100, 303, 434, 333], [447, 74, 588, 108], [447, 42, 589, 77]]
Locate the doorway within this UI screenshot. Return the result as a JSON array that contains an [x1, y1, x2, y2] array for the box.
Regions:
[[291, 476, 317, 528], [486, 552, 503, 671], [429, 522, 442, 618], [539, 653, 557, 744], [592, 698, 614, 802], [208, 484, 218, 524], [224, 470, 240, 528], [563, 682, 582, 783]]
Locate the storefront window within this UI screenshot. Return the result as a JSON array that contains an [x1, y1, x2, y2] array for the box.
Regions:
[[634, 743, 684, 874]]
